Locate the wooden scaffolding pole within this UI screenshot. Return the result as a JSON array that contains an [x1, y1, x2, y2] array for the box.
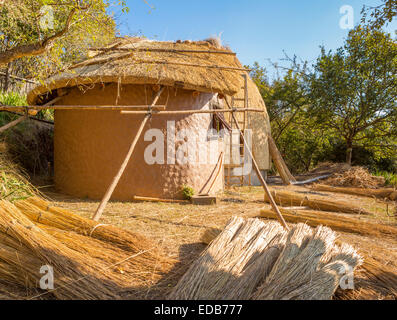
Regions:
[[0, 114, 28, 134], [0, 105, 167, 111], [120, 108, 264, 115], [92, 86, 165, 221], [223, 97, 289, 230], [268, 135, 296, 184]]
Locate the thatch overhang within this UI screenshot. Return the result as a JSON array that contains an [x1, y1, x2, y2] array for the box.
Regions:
[[27, 38, 250, 105]]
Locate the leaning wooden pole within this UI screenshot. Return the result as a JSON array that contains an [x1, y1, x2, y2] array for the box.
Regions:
[[268, 135, 295, 185], [223, 99, 289, 230], [92, 87, 165, 221], [0, 114, 28, 134]]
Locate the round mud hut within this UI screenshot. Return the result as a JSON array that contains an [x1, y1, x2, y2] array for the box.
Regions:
[[27, 38, 271, 200]]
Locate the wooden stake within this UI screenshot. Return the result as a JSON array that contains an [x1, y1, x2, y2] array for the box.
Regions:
[[223, 98, 289, 230], [132, 195, 188, 203], [92, 87, 165, 221], [268, 135, 295, 185], [0, 115, 28, 134]]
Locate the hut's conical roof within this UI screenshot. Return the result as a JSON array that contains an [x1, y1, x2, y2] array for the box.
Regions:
[[27, 38, 250, 104]]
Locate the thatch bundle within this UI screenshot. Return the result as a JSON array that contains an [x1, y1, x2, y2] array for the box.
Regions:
[[265, 189, 373, 215], [170, 217, 362, 300], [252, 227, 361, 300], [260, 207, 397, 238], [15, 197, 164, 255], [260, 208, 397, 300], [311, 184, 397, 201], [335, 256, 397, 300], [0, 197, 174, 299]]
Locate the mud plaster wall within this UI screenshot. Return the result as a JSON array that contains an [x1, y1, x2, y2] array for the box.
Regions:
[[54, 83, 224, 200]]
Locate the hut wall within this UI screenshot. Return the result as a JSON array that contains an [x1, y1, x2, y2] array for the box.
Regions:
[[54, 84, 224, 200]]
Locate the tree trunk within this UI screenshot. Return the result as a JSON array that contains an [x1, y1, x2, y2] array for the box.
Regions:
[[4, 62, 11, 92], [346, 141, 353, 165]]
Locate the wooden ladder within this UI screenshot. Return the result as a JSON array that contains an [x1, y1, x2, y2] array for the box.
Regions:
[[225, 73, 251, 187]]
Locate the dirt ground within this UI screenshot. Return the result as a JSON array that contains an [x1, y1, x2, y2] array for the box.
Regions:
[[40, 183, 397, 299]]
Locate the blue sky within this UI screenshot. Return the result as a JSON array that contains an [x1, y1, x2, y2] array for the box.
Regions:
[[112, 0, 396, 74]]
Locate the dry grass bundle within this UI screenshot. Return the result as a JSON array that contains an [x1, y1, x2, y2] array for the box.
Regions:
[[260, 207, 397, 239], [252, 227, 362, 300], [16, 197, 171, 267], [0, 198, 174, 299], [222, 231, 287, 300], [323, 167, 385, 189], [0, 200, 119, 299], [38, 224, 170, 288], [311, 184, 396, 201], [170, 217, 361, 300], [169, 217, 250, 299], [200, 227, 222, 245], [265, 189, 373, 215], [335, 257, 397, 300], [170, 217, 286, 300]]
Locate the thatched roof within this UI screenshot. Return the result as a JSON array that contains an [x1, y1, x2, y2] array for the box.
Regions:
[[27, 38, 250, 104]]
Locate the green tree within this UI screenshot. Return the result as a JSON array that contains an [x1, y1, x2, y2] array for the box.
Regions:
[[362, 0, 397, 29], [309, 26, 397, 165], [251, 62, 332, 173], [0, 0, 126, 66]]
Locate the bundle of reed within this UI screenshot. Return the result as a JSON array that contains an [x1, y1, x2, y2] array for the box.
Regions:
[[38, 224, 170, 288], [0, 281, 30, 300], [335, 257, 397, 300], [311, 184, 397, 201], [15, 197, 173, 271], [169, 218, 361, 300], [0, 198, 174, 299], [200, 227, 222, 245], [265, 189, 372, 215], [169, 217, 285, 300], [252, 227, 362, 300], [222, 231, 287, 300], [260, 207, 397, 238], [0, 200, 119, 299]]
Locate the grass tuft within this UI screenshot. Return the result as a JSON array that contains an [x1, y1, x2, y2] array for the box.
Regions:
[[374, 170, 397, 187]]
